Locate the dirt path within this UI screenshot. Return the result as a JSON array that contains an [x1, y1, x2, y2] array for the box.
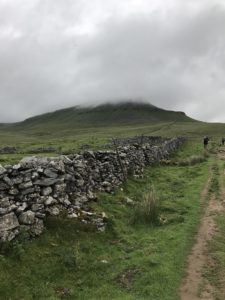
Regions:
[[179, 152, 225, 300]]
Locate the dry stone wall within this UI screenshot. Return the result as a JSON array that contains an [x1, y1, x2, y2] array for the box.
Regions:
[[0, 136, 185, 242]]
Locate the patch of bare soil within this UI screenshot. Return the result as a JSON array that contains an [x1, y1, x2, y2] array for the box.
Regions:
[[179, 154, 225, 300]]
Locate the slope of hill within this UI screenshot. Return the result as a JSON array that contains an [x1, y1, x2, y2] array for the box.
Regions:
[[0, 100, 216, 163], [11, 101, 196, 131]]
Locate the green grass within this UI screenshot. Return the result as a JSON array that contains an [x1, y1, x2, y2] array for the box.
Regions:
[[0, 122, 222, 166], [130, 185, 160, 225], [0, 100, 225, 165], [209, 162, 220, 195], [0, 102, 223, 298], [0, 141, 211, 299]]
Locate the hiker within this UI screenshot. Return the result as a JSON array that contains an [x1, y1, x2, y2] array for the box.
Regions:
[[203, 136, 209, 149], [222, 137, 225, 146]]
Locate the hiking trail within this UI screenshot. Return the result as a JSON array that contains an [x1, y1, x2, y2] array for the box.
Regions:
[[179, 149, 225, 300]]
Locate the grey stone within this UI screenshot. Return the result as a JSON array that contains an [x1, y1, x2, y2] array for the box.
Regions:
[[37, 167, 44, 173], [67, 213, 78, 218], [64, 174, 75, 181], [34, 186, 41, 193], [45, 196, 57, 206], [74, 172, 83, 179], [18, 211, 35, 225], [19, 181, 33, 189], [34, 178, 61, 186], [0, 204, 17, 215], [42, 186, 52, 196], [123, 197, 134, 205], [9, 204, 17, 211], [7, 229, 19, 241], [58, 195, 69, 204], [0, 212, 19, 232], [31, 204, 44, 212], [0, 207, 8, 215], [78, 195, 89, 203], [50, 160, 65, 173], [44, 168, 58, 178], [9, 187, 19, 195], [0, 228, 19, 242], [21, 187, 35, 195], [87, 191, 97, 200], [3, 176, 13, 186], [12, 177, 23, 185], [35, 212, 46, 219], [74, 161, 85, 169], [0, 197, 10, 208], [54, 184, 66, 194], [28, 192, 40, 199], [98, 226, 106, 232], [23, 175, 32, 182], [0, 165, 6, 175], [20, 156, 38, 167], [0, 182, 9, 190], [34, 196, 45, 204], [4, 165, 13, 171], [16, 202, 28, 214], [60, 155, 73, 164], [102, 181, 111, 187], [13, 164, 21, 170], [63, 199, 71, 207], [84, 150, 95, 158], [47, 206, 60, 216], [30, 219, 44, 236], [31, 171, 39, 179], [76, 179, 85, 187]]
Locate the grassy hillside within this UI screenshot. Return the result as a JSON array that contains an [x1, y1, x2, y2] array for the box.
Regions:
[[0, 101, 225, 165], [16, 102, 195, 129], [1, 101, 225, 299]]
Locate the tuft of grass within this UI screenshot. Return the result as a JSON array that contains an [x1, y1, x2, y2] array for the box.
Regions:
[[56, 243, 81, 270], [209, 163, 220, 194], [161, 154, 208, 167], [130, 186, 160, 225], [178, 155, 206, 166]]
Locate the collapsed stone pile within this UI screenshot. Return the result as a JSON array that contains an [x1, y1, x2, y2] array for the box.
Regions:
[[0, 136, 185, 243], [29, 146, 60, 154], [0, 146, 18, 154]]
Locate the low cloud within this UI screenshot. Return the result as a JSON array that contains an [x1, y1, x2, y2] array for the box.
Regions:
[[0, 0, 225, 122]]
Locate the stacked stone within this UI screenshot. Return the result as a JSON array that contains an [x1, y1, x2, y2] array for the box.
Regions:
[[0, 136, 185, 243], [111, 136, 165, 147]]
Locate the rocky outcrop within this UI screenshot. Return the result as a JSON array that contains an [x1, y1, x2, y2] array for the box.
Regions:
[[29, 146, 60, 154], [0, 136, 185, 242], [0, 147, 18, 154]]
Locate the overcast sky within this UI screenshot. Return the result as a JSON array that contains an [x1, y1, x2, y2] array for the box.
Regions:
[[1, 0, 225, 122]]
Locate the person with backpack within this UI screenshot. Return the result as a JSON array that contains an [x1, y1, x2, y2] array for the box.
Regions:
[[203, 136, 209, 149]]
